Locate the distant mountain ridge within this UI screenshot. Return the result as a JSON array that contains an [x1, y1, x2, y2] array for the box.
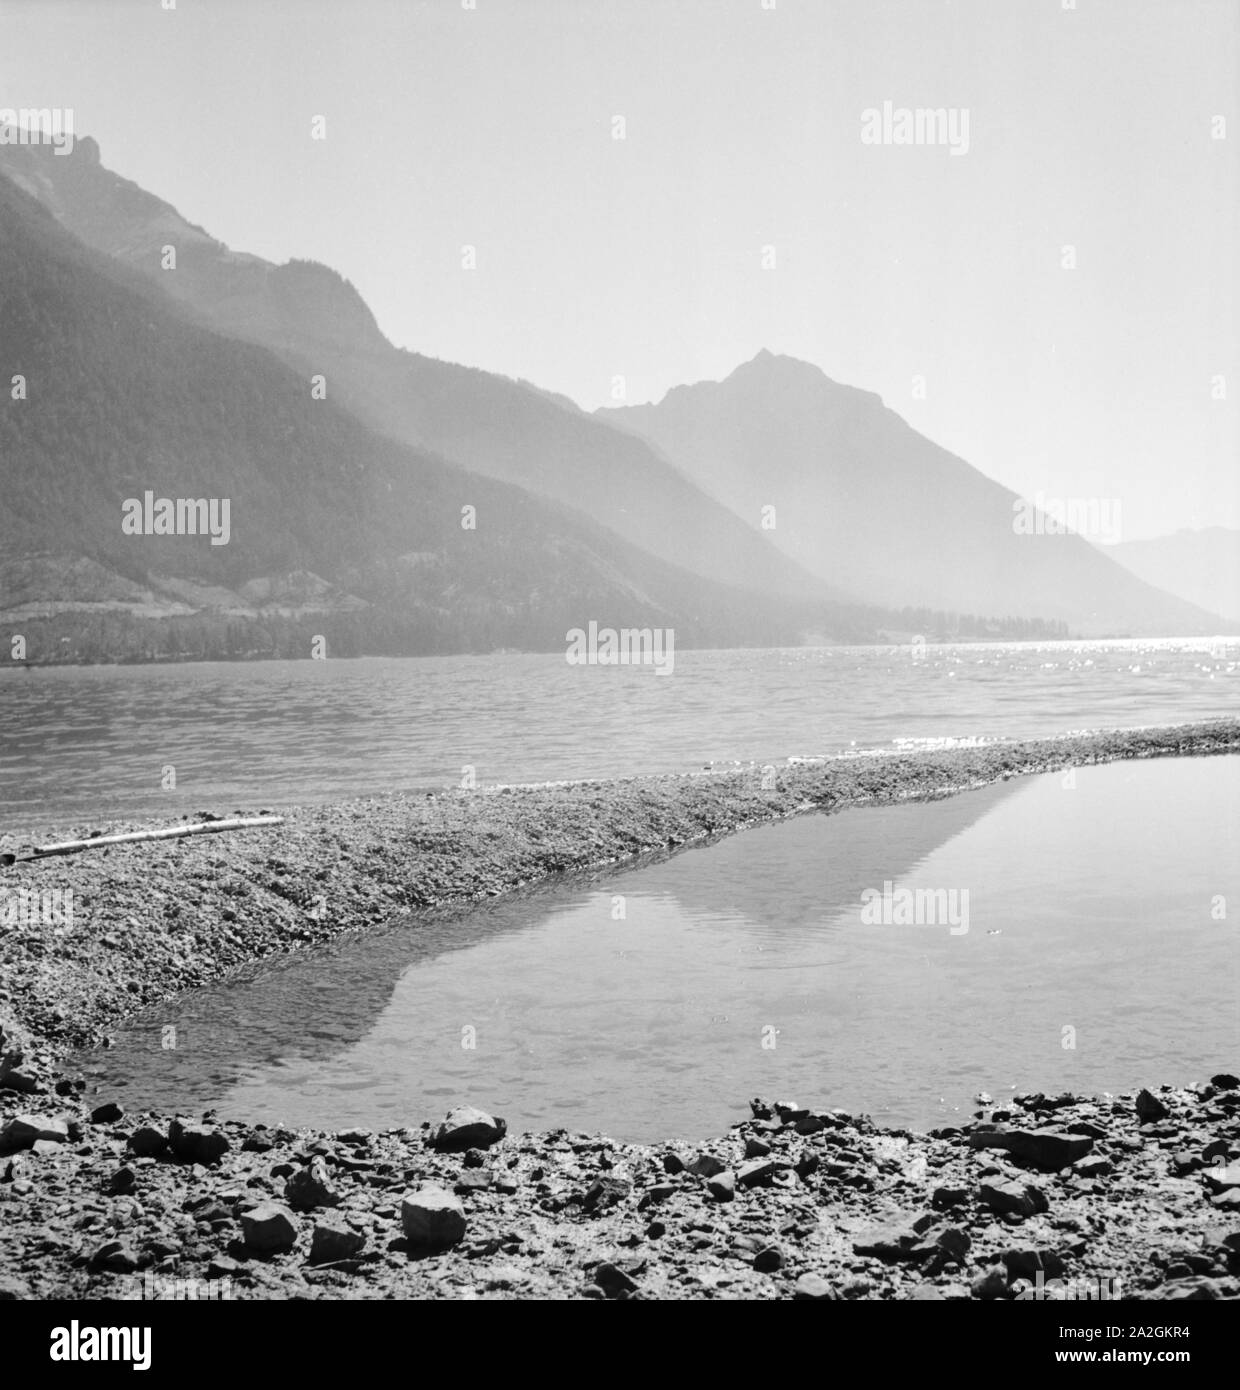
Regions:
[[0, 170, 874, 662], [0, 130, 1204, 645], [0, 132, 849, 613], [598, 351, 1227, 638], [1100, 528, 1240, 628]]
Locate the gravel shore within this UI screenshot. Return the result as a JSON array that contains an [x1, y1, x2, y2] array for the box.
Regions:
[[1, 719, 1238, 1300]]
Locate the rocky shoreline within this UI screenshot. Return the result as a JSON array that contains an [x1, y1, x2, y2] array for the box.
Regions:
[[1, 718, 1238, 1300], [1, 1083, 1238, 1301]]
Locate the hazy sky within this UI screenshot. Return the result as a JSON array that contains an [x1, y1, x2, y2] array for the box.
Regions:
[[2, 0, 1236, 538]]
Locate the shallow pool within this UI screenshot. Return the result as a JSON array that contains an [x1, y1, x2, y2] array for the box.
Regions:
[[77, 755, 1240, 1141]]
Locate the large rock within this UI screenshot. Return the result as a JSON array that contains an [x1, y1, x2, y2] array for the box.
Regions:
[[168, 1118, 229, 1165], [581, 1176, 630, 1212], [285, 1159, 341, 1211], [308, 1222, 366, 1265], [0, 1114, 68, 1152], [241, 1202, 298, 1254], [737, 1158, 788, 1188], [706, 1171, 736, 1202], [969, 1128, 1093, 1171], [979, 1178, 1049, 1217], [126, 1125, 168, 1157], [1135, 1088, 1169, 1122], [401, 1187, 466, 1250], [793, 1273, 837, 1300], [0, 1022, 33, 1093], [686, 1153, 728, 1178], [428, 1106, 506, 1152]]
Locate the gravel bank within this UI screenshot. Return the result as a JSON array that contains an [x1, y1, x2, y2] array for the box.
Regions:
[[1, 718, 1237, 1299]]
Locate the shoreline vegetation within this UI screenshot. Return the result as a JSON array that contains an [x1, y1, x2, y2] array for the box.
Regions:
[[1, 719, 1238, 1300]]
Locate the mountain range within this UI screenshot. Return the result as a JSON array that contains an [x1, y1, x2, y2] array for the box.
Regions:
[[598, 354, 1227, 637], [0, 130, 1226, 659], [1099, 529, 1240, 629]]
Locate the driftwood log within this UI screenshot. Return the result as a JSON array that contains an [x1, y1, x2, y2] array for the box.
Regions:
[[1, 815, 285, 864]]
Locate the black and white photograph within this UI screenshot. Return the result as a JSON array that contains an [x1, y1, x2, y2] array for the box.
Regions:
[[0, 0, 1237, 1356]]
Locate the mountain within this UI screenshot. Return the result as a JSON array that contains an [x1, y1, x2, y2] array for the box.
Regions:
[[0, 134, 847, 611], [1101, 529, 1240, 629], [597, 351, 1227, 638], [0, 170, 877, 663]]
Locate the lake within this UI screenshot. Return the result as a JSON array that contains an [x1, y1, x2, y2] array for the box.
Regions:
[[73, 754, 1240, 1140], [2, 637, 1237, 834]]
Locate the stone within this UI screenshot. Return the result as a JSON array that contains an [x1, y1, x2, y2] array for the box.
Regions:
[[686, 1153, 728, 1178], [1073, 1155, 1114, 1179], [852, 1227, 934, 1264], [462, 1148, 487, 1169], [284, 1159, 340, 1211], [979, 1178, 1049, 1217], [1135, 1089, 1169, 1123], [581, 1176, 630, 1212], [931, 1184, 969, 1209], [744, 1137, 771, 1159], [309, 1222, 366, 1265], [128, 1122, 164, 1156], [1209, 1074, 1239, 1091], [1002, 1248, 1067, 1283], [454, 1169, 493, 1194], [401, 1187, 467, 1250], [936, 1227, 971, 1260], [90, 1102, 124, 1124], [108, 1166, 137, 1195], [89, 1240, 139, 1274], [911, 1284, 945, 1300], [1203, 1163, 1240, 1195], [1151, 1276, 1220, 1300], [971, 1267, 1009, 1300], [0, 1114, 68, 1151], [428, 1106, 506, 1152], [969, 1128, 1093, 1171], [792, 1273, 837, 1300], [753, 1246, 784, 1273], [737, 1158, 786, 1187], [594, 1261, 639, 1297], [208, 1255, 243, 1279], [706, 1171, 736, 1202], [1067, 1120, 1108, 1139], [240, 1202, 298, 1254], [168, 1118, 229, 1165]]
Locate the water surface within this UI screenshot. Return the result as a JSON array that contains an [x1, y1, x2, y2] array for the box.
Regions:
[[2, 638, 1236, 832], [78, 755, 1240, 1140]]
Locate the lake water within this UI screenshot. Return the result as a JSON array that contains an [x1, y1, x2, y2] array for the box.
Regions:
[[76, 755, 1240, 1140], [1, 638, 1237, 834]]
